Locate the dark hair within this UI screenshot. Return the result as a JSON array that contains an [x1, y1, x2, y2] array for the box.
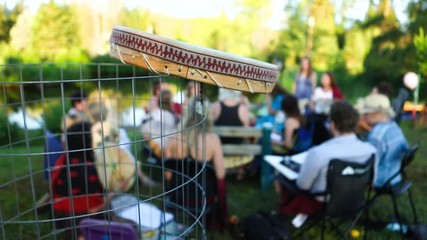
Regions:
[[323, 72, 337, 87], [377, 81, 393, 98], [66, 121, 93, 161], [299, 57, 313, 77], [329, 101, 359, 133], [70, 91, 87, 107], [152, 79, 162, 95], [271, 83, 289, 97], [282, 95, 301, 119], [158, 89, 172, 111]]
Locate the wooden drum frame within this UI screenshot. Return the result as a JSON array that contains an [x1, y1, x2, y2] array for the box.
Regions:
[[110, 26, 278, 93]]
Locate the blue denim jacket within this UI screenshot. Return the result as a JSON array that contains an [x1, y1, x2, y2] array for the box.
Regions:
[[368, 121, 408, 188]]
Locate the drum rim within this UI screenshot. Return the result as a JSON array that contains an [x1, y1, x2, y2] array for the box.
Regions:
[[110, 25, 278, 83]]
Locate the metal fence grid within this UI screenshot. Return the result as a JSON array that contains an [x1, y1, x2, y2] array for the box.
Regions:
[[0, 63, 209, 240]]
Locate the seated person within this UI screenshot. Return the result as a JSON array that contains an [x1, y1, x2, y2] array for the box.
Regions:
[[278, 101, 377, 216], [61, 91, 90, 132], [255, 83, 288, 131], [141, 89, 177, 158], [212, 88, 250, 143], [144, 79, 170, 114], [51, 122, 111, 216], [212, 88, 250, 179], [86, 91, 157, 188], [355, 94, 408, 188], [164, 97, 227, 230], [272, 94, 306, 154]]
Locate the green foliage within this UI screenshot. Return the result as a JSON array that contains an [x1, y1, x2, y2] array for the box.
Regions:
[[358, 0, 407, 91], [0, 2, 22, 43], [30, 2, 81, 61], [407, 0, 427, 37], [0, 110, 24, 146], [43, 99, 68, 134], [414, 28, 427, 78]]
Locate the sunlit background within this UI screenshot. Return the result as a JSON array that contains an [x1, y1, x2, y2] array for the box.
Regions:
[[0, 0, 425, 100]]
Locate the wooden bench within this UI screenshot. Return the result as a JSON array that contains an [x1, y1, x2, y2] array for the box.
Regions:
[[212, 126, 271, 170]]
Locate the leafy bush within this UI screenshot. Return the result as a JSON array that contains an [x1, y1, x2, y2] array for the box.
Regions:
[[43, 100, 69, 134], [0, 111, 24, 147]]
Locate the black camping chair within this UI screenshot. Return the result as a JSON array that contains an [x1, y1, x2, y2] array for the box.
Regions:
[[370, 144, 419, 239], [293, 154, 375, 240]]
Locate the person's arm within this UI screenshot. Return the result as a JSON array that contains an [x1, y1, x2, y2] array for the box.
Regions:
[[211, 101, 221, 122], [292, 80, 297, 94], [211, 134, 226, 180], [238, 103, 250, 127], [284, 118, 298, 149], [272, 118, 299, 150], [210, 133, 227, 229], [332, 86, 344, 100], [311, 72, 317, 91], [296, 149, 320, 191]]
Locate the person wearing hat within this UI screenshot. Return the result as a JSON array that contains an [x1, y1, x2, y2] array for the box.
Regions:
[[356, 94, 409, 188]]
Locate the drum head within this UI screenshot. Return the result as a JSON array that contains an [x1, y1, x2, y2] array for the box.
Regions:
[[110, 25, 278, 93]]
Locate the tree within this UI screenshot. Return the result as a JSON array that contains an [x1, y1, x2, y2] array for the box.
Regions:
[[31, 1, 81, 61], [414, 28, 427, 78], [359, 0, 406, 89], [9, 9, 33, 51], [0, 2, 23, 43], [308, 0, 339, 70]]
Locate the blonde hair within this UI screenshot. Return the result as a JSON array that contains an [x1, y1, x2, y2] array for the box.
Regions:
[[181, 96, 212, 146]]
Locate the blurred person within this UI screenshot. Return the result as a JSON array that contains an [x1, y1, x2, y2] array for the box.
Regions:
[[255, 83, 288, 133], [308, 72, 344, 144], [141, 89, 177, 158], [293, 57, 317, 101], [212, 88, 250, 143], [61, 91, 90, 131], [51, 122, 121, 221], [212, 88, 250, 179], [278, 101, 377, 216], [164, 96, 227, 230], [312, 72, 344, 105], [272, 95, 304, 153], [145, 79, 169, 113], [86, 90, 158, 188], [355, 94, 408, 188]]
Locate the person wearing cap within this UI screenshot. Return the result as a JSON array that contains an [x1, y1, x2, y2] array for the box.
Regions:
[[355, 94, 409, 188]]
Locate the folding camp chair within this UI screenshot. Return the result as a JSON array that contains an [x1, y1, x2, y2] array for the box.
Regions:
[[371, 144, 419, 239], [293, 154, 375, 240]]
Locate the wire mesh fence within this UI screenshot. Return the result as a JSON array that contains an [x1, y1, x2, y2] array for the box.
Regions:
[[0, 62, 210, 239]]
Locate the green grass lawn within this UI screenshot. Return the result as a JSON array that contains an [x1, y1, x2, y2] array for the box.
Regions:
[[0, 120, 425, 239]]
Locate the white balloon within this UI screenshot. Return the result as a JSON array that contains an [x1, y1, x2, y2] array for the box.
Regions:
[[403, 72, 419, 90]]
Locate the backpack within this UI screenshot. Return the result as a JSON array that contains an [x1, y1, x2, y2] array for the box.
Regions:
[[243, 211, 291, 240]]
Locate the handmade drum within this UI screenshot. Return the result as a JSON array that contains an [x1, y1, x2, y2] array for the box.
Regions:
[[110, 25, 278, 93]]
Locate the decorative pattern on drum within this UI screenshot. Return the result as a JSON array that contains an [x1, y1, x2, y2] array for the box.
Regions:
[[110, 25, 278, 93]]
